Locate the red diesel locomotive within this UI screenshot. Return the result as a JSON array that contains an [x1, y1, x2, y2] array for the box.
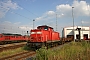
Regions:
[[27, 25, 61, 48], [0, 33, 28, 44]]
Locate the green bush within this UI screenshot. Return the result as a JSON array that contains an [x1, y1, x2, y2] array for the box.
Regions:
[[23, 45, 31, 50], [35, 47, 48, 60]]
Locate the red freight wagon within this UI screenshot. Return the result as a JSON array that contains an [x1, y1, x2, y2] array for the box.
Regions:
[[27, 25, 60, 48]]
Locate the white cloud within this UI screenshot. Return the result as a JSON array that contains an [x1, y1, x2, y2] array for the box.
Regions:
[[81, 20, 90, 24], [14, 22, 21, 25], [72, 1, 90, 16], [56, 4, 71, 12], [0, 11, 6, 18], [56, 4, 72, 17], [19, 26, 32, 31], [56, 1, 90, 17], [35, 17, 43, 21], [35, 11, 56, 21], [0, 0, 21, 18], [0, 21, 32, 35], [46, 11, 55, 16], [2, 0, 20, 9], [35, 1, 90, 21], [4, 21, 11, 24]]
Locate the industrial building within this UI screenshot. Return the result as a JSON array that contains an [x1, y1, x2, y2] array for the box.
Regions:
[[62, 26, 90, 40]]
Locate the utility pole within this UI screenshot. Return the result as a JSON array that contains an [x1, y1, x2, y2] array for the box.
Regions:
[[56, 14, 57, 31], [81, 20, 83, 40], [72, 7, 75, 42]]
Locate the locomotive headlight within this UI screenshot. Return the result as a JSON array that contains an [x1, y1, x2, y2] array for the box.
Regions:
[[31, 32, 36, 34], [31, 32, 42, 34]]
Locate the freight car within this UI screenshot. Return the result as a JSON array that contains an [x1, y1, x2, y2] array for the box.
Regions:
[[27, 25, 61, 48], [0, 33, 28, 44]]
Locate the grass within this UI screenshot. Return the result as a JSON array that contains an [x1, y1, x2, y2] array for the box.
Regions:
[[0, 41, 90, 60], [35, 41, 90, 60], [0, 45, 30, 58]]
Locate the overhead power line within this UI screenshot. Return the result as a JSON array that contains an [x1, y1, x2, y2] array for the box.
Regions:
[[18, 4, 39, 17], [12, 0, 39, 17], [1, 7, 32, 20], [12, 11, 31, 20]]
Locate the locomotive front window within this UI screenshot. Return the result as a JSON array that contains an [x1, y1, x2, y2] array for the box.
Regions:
[[44, 27, 48, 30]]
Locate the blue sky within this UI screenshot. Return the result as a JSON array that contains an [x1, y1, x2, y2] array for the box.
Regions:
[[0, 0, 90, 36]]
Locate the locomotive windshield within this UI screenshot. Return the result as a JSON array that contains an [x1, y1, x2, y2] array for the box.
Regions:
[[44, 26, 48, 30]]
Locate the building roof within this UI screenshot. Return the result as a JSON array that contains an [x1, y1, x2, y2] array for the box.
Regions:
[[64, 26, 90, 30]]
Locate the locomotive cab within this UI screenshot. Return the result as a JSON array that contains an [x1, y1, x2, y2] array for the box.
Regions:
[[37, 25, 54, 31]]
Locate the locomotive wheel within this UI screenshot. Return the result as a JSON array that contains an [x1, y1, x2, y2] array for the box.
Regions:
[[0, 41, 4, 45], [51, 42, 54, 47], [62, 41, 64, 44], [58, 41, 62, 45]]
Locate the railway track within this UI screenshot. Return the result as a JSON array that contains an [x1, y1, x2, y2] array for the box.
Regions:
[[0, 42, 27, 52], [0, 41, 72, 60], [0, 51, 36, 60]]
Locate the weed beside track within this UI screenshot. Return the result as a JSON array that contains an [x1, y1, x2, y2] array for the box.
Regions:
[[34, 41, 90, 60], [0, 42, 26, 52], [0, 51, 36, 60]]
